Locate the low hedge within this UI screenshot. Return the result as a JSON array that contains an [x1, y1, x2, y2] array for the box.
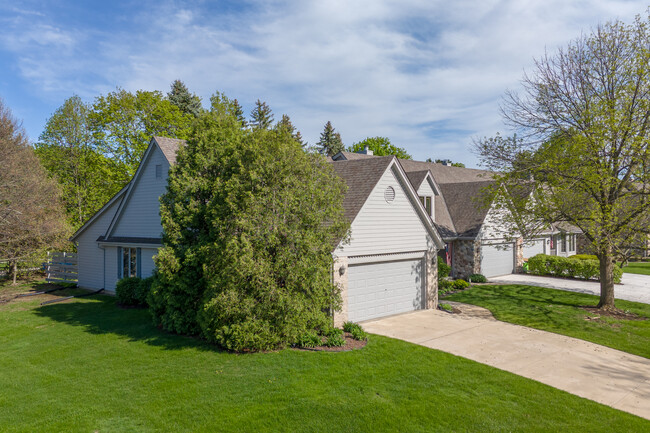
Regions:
[[527, 254, 622, 283]]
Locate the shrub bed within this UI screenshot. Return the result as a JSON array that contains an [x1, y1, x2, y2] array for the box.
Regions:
[[527, 254, 622, 283]]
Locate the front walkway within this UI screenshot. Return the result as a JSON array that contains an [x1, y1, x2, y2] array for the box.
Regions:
[[362, 306, 650, 420], [491, 273, 650, 304]]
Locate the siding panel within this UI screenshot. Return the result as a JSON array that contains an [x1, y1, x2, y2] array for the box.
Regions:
[[111, 148, 169, 238], [76, 199, 121, 290], [336, 167, 433, 257]]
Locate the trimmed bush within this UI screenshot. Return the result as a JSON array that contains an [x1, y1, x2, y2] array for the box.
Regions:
[[524, 254, 621, 283], [438, 256, 450, 280], [469, 274, 487, 283], [118, 276, 155, 307], [453, 279, 470, 290], [438, 279, 454, 295]]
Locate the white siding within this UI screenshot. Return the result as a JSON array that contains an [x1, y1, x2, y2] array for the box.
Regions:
[[480, 203, 518, 241], [104, 246, 119, 292], [335, 166, 434, 257], [111, 147, 169, 238], [417, 179, 435, 220], [141, 248, 158, 278], [76, 199, 122, 290]]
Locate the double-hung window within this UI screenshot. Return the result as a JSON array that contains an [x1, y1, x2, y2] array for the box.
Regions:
[[419, 196, 432, 216], [118, 247, 141, 279]]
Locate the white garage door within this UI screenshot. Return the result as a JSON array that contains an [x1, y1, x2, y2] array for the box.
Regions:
[[523, 238, 545, 259], [347, 258, 424, 322], [481, 242, 514, 277]]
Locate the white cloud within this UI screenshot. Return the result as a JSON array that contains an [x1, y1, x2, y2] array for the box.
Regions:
[[1, 0, 647, 166]]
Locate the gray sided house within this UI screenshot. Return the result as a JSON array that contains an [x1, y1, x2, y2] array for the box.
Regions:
[[72, 137, 444, 325], [333, 152, 579, 279]]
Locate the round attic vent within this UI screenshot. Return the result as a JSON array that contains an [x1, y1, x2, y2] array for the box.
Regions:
[[384, 186, 396, 203]]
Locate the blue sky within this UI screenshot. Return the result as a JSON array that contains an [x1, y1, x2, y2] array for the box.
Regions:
[[0, 1, 645, 167]]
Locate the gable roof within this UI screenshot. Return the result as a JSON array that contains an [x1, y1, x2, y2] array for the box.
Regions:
[[69, 185, 128, 241], [153, 136, 185, 165], [397, 159, 493, 184], [439, 181, 496, 238], [332, 151, 376, 161], [330, 156, 395, 223]]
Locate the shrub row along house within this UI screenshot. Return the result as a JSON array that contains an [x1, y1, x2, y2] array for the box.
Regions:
[[71, 137, 578, 324]]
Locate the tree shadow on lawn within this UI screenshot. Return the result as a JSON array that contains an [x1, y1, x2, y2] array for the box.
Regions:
[[32, 294, 217, 353]]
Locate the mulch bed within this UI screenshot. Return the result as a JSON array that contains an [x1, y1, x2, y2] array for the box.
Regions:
[[294, 332, 367, 352], [581, 306, 646, 321]]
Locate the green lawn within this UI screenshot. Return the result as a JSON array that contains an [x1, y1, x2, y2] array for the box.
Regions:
[[1, 279, 648, 432], [444, 284, 650, 358], [623, 261, 650, 275]]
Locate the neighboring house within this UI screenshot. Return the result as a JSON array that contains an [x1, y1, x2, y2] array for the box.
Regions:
[[333, 151, 578, 278], [71, 137, 444, 325]]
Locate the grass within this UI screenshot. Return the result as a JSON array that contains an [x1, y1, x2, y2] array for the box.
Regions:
[[1, 278, 648, 432], [444, 284, 650, 358], [623, 261, 650, 275]]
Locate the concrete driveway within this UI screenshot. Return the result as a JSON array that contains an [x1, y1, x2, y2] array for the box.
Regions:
[[491, 273, 650, 304], [363, 306, 650, 420]]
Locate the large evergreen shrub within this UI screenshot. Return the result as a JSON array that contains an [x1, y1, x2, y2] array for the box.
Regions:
[[149, 102, 350, 351]]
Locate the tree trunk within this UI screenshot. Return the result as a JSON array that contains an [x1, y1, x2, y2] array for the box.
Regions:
[[597, 247, 616, 310], [11, 260, 17, 286]]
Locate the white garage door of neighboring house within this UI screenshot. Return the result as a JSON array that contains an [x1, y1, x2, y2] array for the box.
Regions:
[[481, 242, 514, 278], [347, 257, 424, 322], [523, 239, 545, 259]]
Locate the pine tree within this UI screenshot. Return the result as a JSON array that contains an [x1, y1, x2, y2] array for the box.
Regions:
[[250, 99, 274, 130], [317, 121, 344, 156], [276, 114, 305, 147], [167, 79, 203, 117], [232, 99, 247, 128]]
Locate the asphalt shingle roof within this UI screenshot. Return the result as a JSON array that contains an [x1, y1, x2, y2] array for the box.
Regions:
[[329, 156, 395, 223], [154, 136, 185, 165]]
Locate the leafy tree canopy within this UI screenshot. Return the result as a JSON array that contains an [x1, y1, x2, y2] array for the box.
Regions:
[[475, 14, 650, 310], [35, 95, 119, 229], [149, 98, 350, 351], [426, 158, 464, 167], [90, 88, 192, 183], [349, 137, 411, 159]]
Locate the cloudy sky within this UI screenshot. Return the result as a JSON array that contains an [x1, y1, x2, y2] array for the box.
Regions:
[[0, 1, 645, 167]]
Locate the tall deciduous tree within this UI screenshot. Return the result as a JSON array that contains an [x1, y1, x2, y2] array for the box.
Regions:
[[475, 15, 650, 310], [90, 88, 192, 183], [149, 100, 349, 351], [317, 121, 344, 156], [249, 99, 274, 130], [35, 96, 118, 229], [0, 99, 69, 284], [168, 79, 203, 117], [349, 136, 411, 158]]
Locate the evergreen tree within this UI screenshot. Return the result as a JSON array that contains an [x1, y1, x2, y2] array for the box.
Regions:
[[249, 99, 274, 130], [167, 79, 203, 117], [232, 99, 247, 128], [317, 121, 344, 156], [276, 114, 305, 147]]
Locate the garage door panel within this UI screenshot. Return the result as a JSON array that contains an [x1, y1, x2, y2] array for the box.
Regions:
[[347, 258, 424, 322], [523, 239, 545, 258], [481, 243, 514, 278]]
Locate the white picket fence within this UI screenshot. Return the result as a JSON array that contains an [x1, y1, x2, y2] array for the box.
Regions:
[[46, 252, 78, 284]]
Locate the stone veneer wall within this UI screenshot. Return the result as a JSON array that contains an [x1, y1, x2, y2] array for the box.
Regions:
[[576, 233, 595, 255], [452, 239, 481, 279]]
